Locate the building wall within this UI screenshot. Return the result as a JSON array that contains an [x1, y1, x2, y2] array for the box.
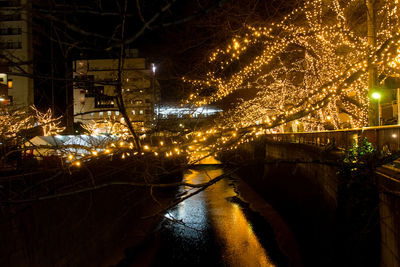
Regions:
[[73, 57, 160, 131], [0, 0, 34, 107]]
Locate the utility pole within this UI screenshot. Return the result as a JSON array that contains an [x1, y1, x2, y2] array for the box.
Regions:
[[367, 0, 379, 126]]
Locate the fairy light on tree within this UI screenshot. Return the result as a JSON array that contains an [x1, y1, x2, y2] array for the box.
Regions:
[[32, 106, 65, 136], [82, 119, 130, 137], [0, 108, 34, 144], [184, 0, 400, 131]]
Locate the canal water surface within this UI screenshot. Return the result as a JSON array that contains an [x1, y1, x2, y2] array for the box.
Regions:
[[147, 159, 288, 267], [125, 157, 297, 266]]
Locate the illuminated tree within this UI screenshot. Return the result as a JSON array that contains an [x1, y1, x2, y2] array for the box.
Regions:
[[32, 106, 65, 136], [81, 118, 131, 137], [0, 107, 34, 144], [185, 0, 400, 131]]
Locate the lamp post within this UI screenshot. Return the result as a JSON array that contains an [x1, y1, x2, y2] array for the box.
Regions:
[[151, 63, 158, 121], [371, 92, 381, 126]]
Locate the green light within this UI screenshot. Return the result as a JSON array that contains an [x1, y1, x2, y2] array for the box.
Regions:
[[371, 92, 381, 100]]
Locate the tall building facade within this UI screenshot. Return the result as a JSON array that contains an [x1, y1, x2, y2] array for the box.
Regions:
[[73, 52, 160, 132], [0, 0, 34, 107]]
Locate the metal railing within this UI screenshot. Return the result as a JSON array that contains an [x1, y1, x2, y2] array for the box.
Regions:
[[266, 125, 400, 153]]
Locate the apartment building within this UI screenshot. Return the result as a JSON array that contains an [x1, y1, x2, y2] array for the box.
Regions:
[[0, 0, 34, 107], [73, 51, 160, 132]]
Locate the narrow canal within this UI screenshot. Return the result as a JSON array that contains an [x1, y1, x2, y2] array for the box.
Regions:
[[120, 157, 300, 267]]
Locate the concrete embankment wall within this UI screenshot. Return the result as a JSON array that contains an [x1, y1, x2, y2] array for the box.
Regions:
[[262, 140, 339, 208], [376, 170, 400, 267]]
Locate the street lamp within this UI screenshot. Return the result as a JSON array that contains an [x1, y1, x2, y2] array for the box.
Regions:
[[151, 63, 159, 120], [371, 92, 381, 126]]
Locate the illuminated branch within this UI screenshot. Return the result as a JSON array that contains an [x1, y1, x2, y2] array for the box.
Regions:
[[185, 0, 400, 133], [31, 106, 65, 136]]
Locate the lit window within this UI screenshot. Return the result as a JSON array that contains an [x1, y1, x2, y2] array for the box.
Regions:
[[132, 110, 135, 115], [90, 113, 94, 116], [115, 111, 119, 115], [139, 110, 144, 115], [99, 111, 103, 116], [7, 79, 12, 88], [107, 111, 111, 116]]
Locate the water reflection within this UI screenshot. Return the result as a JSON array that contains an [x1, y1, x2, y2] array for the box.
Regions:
[[207, 174, 275, 267], [164, 170, 209, 240], [160, 157, 276, 267]]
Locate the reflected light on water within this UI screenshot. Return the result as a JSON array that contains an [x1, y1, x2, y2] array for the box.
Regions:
[[163, 156, 275, 266], [197, 155, 221, 165], [206, 170, 275, 267], [189, 151, 221, 165], [163, 169, 208, 240]]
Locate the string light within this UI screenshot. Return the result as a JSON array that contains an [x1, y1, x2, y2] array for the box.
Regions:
[[184, 0, 400, 132]]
